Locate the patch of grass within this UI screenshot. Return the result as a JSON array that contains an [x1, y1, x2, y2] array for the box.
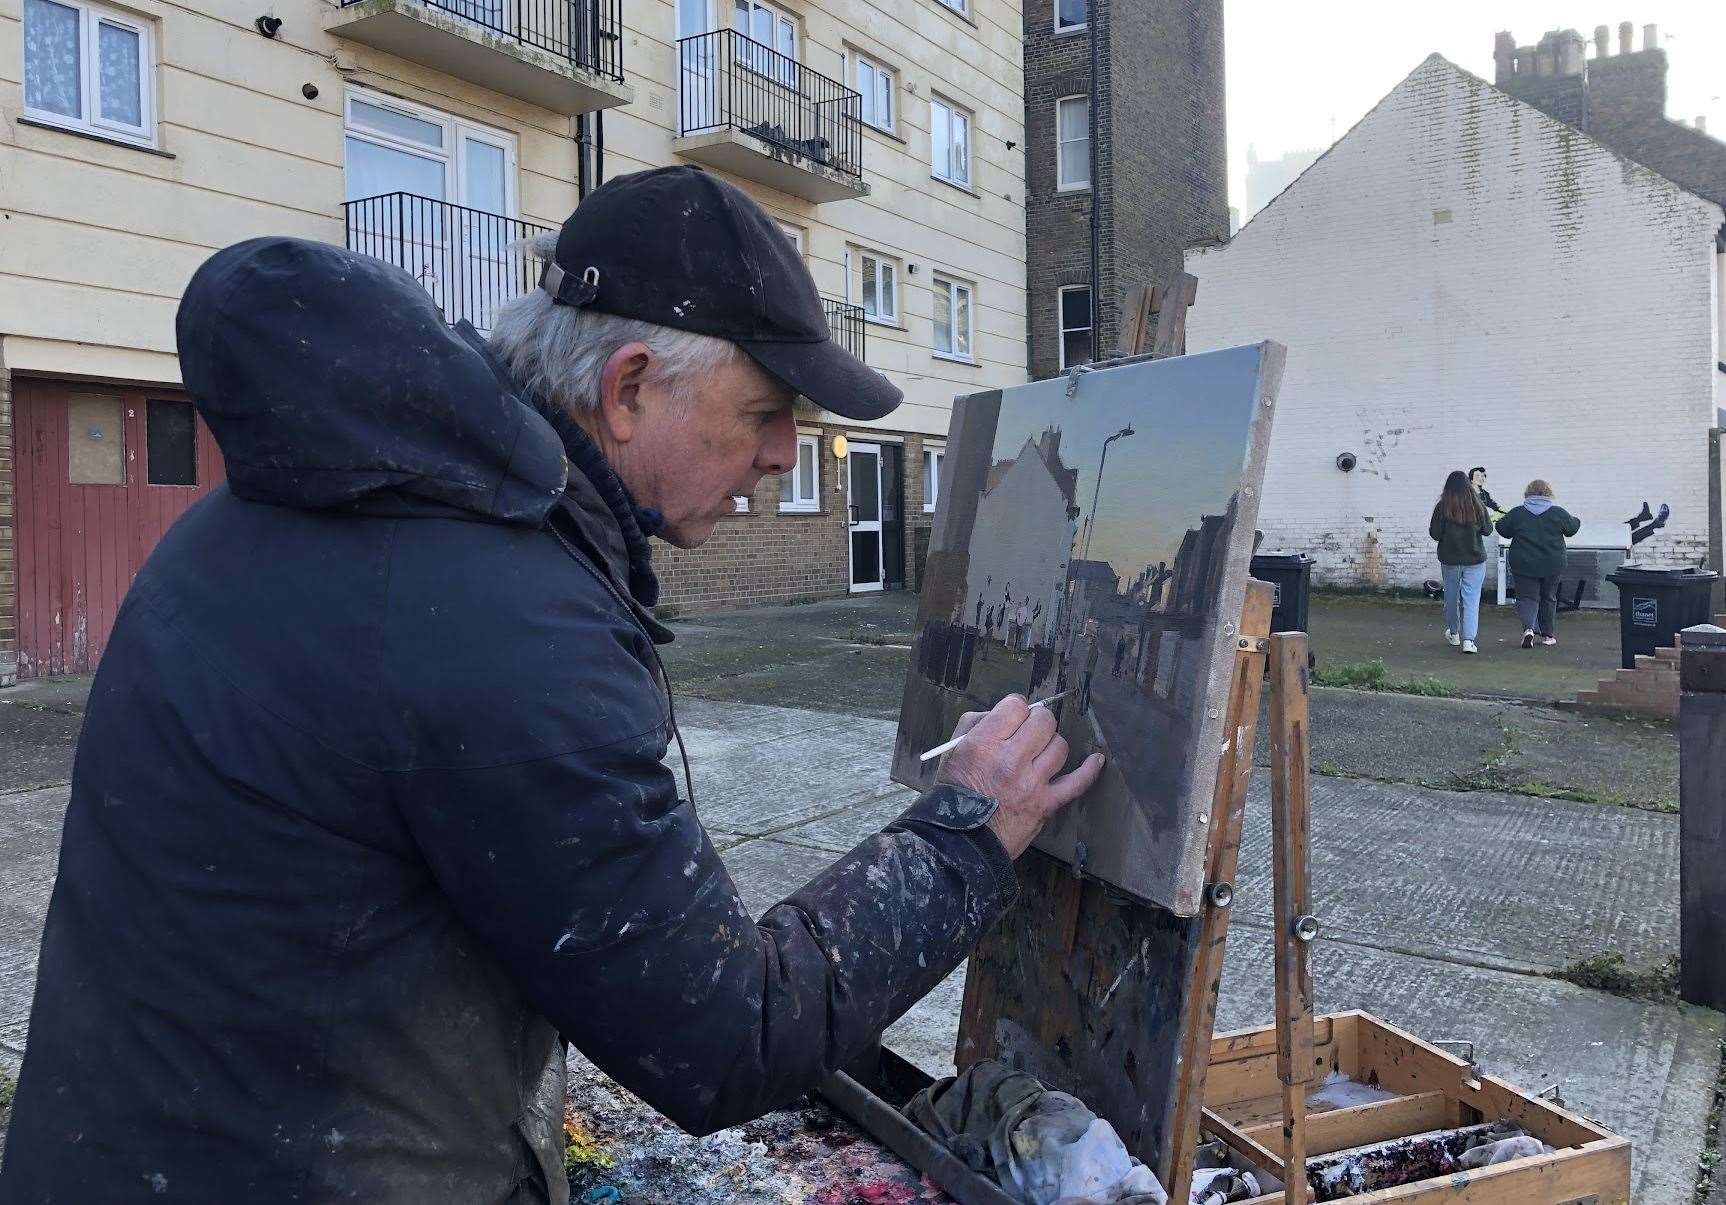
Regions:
[[1697, 1040, 1724, 1205], [1311, 658, 1455, 698], [1316, 761, 1346, 778], [1548, 951, 1681, 1002]]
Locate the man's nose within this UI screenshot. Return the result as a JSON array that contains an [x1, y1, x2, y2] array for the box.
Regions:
[[758, 407, 797, 474]]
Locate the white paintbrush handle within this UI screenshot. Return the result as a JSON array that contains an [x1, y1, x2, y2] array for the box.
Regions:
[[917, 692, 1068, 762]]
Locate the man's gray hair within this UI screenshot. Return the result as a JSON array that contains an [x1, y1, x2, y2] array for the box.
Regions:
[[488, 233, 739, 415]]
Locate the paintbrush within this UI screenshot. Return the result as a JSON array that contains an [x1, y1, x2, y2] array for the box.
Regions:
[[917, 690, 1072, 762]]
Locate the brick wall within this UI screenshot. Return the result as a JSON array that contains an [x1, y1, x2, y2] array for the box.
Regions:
[[1186, 56, 1723, 589], [651, 420, 946, 615], [1023, 0, 1226, 381], [0, 351, 13, 687]]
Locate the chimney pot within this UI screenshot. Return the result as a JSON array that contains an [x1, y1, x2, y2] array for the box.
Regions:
[[1619, 21, 1634, 54], [1594, 24, 1610, 58], [1700, 116, 1709, 134], [1558, 30, 1585, 76], [1644, 23, 1658, 51]]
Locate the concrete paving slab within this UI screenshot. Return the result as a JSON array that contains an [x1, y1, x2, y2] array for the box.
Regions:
[[1215, 924, 1723, 1204], [1232, 773, 1680, 974], [718, 839, 840, 920], [0, 786, 69, 1070], [673, 697, 857, 756], [0, 694, 82, 795], [771, 790, 920, 854]]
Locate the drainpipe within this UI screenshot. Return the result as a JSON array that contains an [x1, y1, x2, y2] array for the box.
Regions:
[[595, 109, 606, 188], [576, 114, 593, 199], [1087, 5, 1102, 355]]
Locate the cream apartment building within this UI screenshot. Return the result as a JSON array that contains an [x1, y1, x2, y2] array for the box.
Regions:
[[0, 0, 1027, 681]]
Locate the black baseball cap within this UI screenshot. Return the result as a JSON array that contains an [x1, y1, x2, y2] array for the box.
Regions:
[[540, 165, 902, 421]]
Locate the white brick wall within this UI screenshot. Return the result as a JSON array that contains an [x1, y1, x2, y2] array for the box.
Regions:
[[1186, 56, 1724, 588]]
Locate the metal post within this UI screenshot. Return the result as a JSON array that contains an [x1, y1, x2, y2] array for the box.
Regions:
[[1680, 622, 1726, 1011]]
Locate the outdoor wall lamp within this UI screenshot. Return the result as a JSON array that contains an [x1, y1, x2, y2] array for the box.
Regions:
[[255, 14, 283, 37], [1335, 452, 1357, 473], [832, 435, 850, 459]]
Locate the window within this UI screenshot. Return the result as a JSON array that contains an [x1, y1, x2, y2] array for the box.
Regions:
[[930, 97, 971, 187], [854, 52, 895, 133], [733, 495, 751, 513], [1055, 0, 1087, 31], [1056, 96, 1090, 190], [858, 250, 898, 323], [933, 277, 974, 360], [779, 435, 821, 511], [734, 0, 796, 82], [146, 399, 197, 486], [935, 0, 968, 14], [1059, 286, 1093, 370], [66, 394, 125, 485], [23, 0, 154, 145], [777, 221, 805, 255], [922, 447, 945, 513]]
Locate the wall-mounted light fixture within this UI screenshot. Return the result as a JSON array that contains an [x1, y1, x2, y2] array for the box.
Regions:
[[832, 434, 850, 460], [1335, 452, 1357, 473], [256, 14, 283, 37], [301, 83, 319, 99]]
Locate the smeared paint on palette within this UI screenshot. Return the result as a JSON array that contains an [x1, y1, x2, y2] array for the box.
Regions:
[[565, 1053, 954, 1204]]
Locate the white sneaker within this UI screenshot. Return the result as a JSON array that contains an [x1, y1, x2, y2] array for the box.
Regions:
[[1541, 636, 1557, 646], [1521, 630, 1535, 649], [1445, 630, 1460, 646], [1462, 640, 1478, 654]]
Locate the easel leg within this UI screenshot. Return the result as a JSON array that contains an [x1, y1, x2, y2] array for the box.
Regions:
[[1270, 633, 1315, 1202]]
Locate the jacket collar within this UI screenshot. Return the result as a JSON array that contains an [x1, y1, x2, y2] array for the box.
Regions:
[[455, 323, 673, 642]]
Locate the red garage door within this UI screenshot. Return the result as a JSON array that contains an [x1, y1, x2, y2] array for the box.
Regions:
[[14, 378, 225, 679]]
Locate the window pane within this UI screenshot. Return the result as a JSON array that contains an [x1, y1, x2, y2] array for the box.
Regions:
[[1058, 97, 1087, 141], [346, 137, 447, 202], [880, 262, 895, 317], [777, 15, 795, 60], [97, 21, 142, 128], [861, 256, 878, 316], [933, 283, 953, 353], [931, 102, 950, 177], [1063, 329, 1094, 369], [952, 112, 970, 182], [351, 99, 445, 148], [463, 138, 506, 214], [146, 399, 197, 486], [780, 472, 793, 503], [956, 286, 972, 355], [24, 0, 82, 119], [1061, 287, 1091, 328], [752, 8, 771, 47], [733, 0, 749, 35], [67, 394, 125, 485], [797, 441, 816, 498], [877, 73, 892, 127], [923, 450, 934, 499], [1057, 0, 1087, 27]]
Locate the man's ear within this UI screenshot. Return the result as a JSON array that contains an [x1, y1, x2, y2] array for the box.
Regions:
[[595, 342, 654, 445]]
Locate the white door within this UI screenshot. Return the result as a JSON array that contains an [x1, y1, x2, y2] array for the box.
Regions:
[[848, 441, 884, 593], [344, 89, 519, 330]]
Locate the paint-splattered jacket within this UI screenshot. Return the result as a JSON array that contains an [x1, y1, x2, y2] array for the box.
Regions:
[[0, 239, 1017, 1203]]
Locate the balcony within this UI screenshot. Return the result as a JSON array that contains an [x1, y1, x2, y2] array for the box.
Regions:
[[672, 29, 867, 203], [327, 0, 631, 116], [824, 299, 865, 361], [345, 192, 551, 332]]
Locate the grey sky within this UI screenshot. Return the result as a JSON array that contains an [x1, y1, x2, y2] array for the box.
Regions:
[[1226, 2, 1726, 216]]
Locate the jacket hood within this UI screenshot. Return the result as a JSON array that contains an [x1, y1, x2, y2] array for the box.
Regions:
[[176, 237, 568, 523], [1523, 496, 1554, 515]]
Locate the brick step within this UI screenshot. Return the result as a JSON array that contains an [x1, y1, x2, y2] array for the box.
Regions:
[[1633, 655, 1678, 673], [1654, 647, 1681, 662]]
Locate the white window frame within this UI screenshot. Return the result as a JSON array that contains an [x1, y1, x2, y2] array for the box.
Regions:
[[1058, 284, 1093, 371], [343, 87, 520, 216], [734, 0, 798, 83], [935, 0, 969, 14], [779, 434, 822, 512], [855, 249, 899, 325], [852, 50, 896, 134], [22, 0, 155, 147], [922, 445, 945, 513], [1054, 0, 1087, 33], [776, 220, 805, 256], [932, 275, 975, 361], [1056, 95, 1090, 192], [929, 96, 972, 188]]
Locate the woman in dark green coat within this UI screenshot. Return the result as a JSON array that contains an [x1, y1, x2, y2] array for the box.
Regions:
[[1495, 479, 1582, 647]]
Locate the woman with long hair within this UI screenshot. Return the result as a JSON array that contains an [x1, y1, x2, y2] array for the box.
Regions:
[[1496, 480, 1582, 647], [1429, 469, 1494, 653]]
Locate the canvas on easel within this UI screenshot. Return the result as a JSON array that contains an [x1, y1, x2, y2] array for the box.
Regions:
[[891, 343, 1285, 914]]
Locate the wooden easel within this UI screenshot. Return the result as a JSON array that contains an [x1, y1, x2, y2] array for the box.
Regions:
[[954, 274, 1318, 1203]]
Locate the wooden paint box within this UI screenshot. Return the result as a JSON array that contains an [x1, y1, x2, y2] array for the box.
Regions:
[[1204, 1011, 1631, 1204]]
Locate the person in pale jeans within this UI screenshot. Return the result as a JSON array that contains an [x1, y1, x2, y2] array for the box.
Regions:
[[1429, 469, 1493, 653]]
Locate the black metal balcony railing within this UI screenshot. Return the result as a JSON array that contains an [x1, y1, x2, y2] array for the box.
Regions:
[[340, 0, 624, 80], [824, 299, 865, 361], [677, 29, 862, 181], [345, 193, 552, 332]]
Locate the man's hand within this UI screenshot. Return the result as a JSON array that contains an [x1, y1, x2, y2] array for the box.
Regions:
[[936, 695, 1105, 859]]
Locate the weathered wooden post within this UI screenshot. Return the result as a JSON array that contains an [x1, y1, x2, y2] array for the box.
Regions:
[[1679, 623, 1726, 1011]]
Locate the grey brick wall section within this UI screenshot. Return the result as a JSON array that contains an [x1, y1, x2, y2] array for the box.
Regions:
[[1023, 0, 1227, 381]]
